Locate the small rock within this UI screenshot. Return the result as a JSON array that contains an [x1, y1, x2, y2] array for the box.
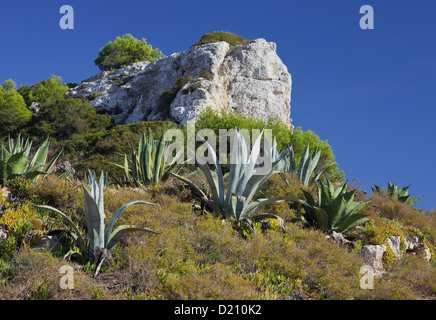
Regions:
[[325, 231, 353, 248], [29, 101, 41, 114], [54, 161, 75, 177], [360, 245, 386, 275], [405, 235, 431, 261], [386, 236, 402, 259], [1, 186, 13, 200], [405, 236, 424, 252]]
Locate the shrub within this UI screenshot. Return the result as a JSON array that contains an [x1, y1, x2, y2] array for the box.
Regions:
[[17, 75, 68, 106], [291, 127, 344, 182], [191, 107, 344, 182], [157, 75, 193, 118], [94, 34, 164, 72], [0, 249, 107, 300], [194, 31, 249, 47], [197, 71, 213, 81], [24, 96, 112, 143], [0, 80, 32, 135]]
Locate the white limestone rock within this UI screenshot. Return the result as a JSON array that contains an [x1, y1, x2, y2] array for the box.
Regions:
[[360, 244, 386, 275], [69, 38, 292, 127]]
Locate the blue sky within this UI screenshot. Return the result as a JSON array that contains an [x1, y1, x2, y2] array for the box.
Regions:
[[1, 0, 435, 210]]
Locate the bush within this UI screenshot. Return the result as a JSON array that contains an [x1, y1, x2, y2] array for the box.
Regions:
[[17, 75, 68, 106], [94, 34, 164, 72], [190, 107, 344, 182], [23, 95, 112, 147], [194, 31, 249, 47], [0, 80, 32, 135]]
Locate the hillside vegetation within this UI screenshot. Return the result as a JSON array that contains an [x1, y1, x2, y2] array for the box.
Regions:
[[0, 59, 435, 300]]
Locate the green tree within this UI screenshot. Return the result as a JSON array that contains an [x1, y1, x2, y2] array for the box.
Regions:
[[94, 34, 163, 72], [17, 75, 68, 106], [0, 80, 32, 135]]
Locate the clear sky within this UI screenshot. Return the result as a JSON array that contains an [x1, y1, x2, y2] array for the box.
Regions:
[[0, 0, 435, 211]]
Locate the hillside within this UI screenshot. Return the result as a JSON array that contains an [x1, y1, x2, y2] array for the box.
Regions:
[[0, 33, 435, 302]]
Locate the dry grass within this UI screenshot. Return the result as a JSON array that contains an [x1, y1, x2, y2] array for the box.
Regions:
[[0, 176, 435, 300]]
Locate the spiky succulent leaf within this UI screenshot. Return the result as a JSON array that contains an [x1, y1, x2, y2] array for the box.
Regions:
[[35, 205, 89, 257], [106, 225, 158, 251], [105, 200, 155, 247]]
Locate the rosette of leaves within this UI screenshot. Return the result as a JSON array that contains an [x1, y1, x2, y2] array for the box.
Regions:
[[272, 139, 333, 186], [171, 129, 299, 233], [112, 132, 183, 187], [372, 181, 421, 206], [0, 134, 62, 186], [295, 179, 371, 233], [37, 172, 157, 276]]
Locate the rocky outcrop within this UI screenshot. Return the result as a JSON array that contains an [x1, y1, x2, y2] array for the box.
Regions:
[[360, 235, 432, 276], [69, 39, 292, 127]]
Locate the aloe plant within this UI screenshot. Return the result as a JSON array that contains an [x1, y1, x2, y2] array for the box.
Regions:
[[172, 129, 298, 233], [0, 134, 62, 186], [112, 132, 183, 187], [36, 172, 157, 275], [273, 141, 333, 186], [295, 179, 371, 233], [372, 181, 421, 206]]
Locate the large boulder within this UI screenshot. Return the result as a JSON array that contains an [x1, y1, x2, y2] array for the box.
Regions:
[[69, 38, 292, 127]]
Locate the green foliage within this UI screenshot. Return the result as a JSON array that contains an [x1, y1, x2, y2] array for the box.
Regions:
[[197, 70, 213, 81], [37, 172, 158, 275], [0, 201, 39, 258], [192, 107, 343, 182], [290, 127, 344, 182], [298, 179, 372, 233], [94, 34, 164, 72], [0, 80, 32, 135], [0, 134, 62, 186], [25, 96, 112, 142], [172, 130, 292, 233], [157, 75, 193, 118], [68, 121, 179, 178], [194, 31, 249, 47], [112, 132, 183, 187], [17, 75, 68, 106], [274, 141, 334, 186], [372, 181, 422, 206]]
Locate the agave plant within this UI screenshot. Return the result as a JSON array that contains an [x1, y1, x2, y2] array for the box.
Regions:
[[295, 179, 371, 233], [36, 172, 157, 276], [0, 134, 62, 186], [273, 141, 333, 186], [172, 129, 298, 233], [84, 170, 108, 188], [112, 132, 183, 187], [372, 181, 421, 206]]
